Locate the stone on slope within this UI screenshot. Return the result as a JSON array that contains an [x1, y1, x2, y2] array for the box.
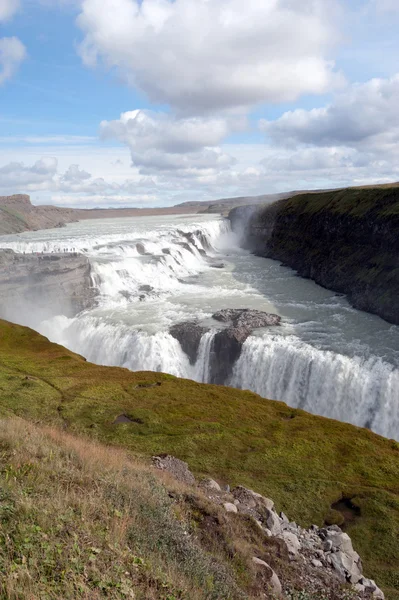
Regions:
[[252, 557, 282, 596], [224, 502, 238, 514], [152, 455, 196, 486]]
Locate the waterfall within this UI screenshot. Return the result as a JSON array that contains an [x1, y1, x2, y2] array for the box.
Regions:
[[3, 212, 399, 442], [230, 334, 399, 440], [193, 331, 217, 382], [40, 315, 192, 378]]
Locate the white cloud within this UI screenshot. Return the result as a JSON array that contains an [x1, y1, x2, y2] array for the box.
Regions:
[[257, 74, 399, 189], [101, 109, 237, 174], [77, 0, 342, 114], [62, 164, 92, 182], [260, 74, 399, 149], [0, 157, 58, 189], [0, 36, 27, 85], [0, 0, 20, 21]]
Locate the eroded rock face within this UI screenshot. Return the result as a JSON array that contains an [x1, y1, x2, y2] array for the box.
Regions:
[[230, 188, 399, 325], [169, 321, 209, 365], [209, 309, 281, 384], [0, 249, 95, 327]]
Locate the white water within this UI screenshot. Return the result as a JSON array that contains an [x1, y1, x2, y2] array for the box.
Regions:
[[0, 214, 398, 440]]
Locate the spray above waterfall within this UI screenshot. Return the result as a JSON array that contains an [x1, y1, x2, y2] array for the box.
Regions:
[[0, 213, 398, 441]]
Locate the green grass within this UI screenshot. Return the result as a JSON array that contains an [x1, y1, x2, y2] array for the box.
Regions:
[[281, 186, 399, 219], [0, 319, 398, 598]]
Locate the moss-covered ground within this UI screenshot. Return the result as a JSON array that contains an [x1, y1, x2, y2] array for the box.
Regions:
[[0, 319, 398, 598]]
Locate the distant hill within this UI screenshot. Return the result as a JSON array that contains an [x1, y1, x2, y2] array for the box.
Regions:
[[0, 194, 77, 235]]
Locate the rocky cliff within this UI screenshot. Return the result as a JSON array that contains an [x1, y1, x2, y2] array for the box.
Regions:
[[0, 249, 95, 327], [0, 194, 77, 235], [230, 187, 399, 325]]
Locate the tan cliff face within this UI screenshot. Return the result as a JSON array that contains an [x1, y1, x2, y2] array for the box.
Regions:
[[0, 194, 77, 235]]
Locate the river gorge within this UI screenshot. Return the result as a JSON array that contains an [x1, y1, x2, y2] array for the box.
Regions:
[[0, 213, 398, 441]]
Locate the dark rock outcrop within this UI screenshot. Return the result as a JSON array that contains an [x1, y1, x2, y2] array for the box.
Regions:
[[213, 308, 281, 328], [169, 321, 209, 364], [229, 187, 399, 325], [209, 309, 281, 384], [169, 309, 280, 382]]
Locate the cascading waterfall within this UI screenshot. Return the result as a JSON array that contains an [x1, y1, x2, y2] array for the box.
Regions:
[[193, 331, 217, 383], [1, 213, 398, 440], [230, 335, 399, 440]]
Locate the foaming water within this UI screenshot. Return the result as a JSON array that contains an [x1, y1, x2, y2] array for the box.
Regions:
[[1, 214, 398, 440]]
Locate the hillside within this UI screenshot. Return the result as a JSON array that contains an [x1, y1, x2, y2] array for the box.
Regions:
[[0, 195, 77, 235], [0, 319, 398, 598], [230, 186, 399, 325]]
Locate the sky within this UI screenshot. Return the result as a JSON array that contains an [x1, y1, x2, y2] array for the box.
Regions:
[[0, 0, 399, 208]]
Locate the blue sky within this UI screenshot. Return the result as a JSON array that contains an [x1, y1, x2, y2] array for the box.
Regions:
[[1, 0, 399, 207]]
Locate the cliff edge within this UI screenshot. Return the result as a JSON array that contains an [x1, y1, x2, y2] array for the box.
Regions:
[[230, 186, 399, 325]]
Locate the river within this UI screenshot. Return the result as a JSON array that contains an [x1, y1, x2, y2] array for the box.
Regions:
[[1, 213, 398, 440]]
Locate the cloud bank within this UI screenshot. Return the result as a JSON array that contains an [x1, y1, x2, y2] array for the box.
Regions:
[[77, 0, 342, 114]]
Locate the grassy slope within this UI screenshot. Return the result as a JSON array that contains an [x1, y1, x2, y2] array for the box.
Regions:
[[0, 419, 275, 600], [0, 319, 398, 597]]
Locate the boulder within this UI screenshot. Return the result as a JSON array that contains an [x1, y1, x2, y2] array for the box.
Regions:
[[265, 508, 282, 536], [280, 531, 301, 557], [359, 578, 385, 599], [312, 559, 323, 568], [152, 455, 196, 486], [199, 478, 222, 493], [252, 557, 282, 596], [232, 486, 274, 512], [224, 502, 238, 514]]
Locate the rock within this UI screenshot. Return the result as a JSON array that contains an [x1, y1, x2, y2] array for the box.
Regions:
[[322, 530, 363, 583], [0, 250, 95, 325], [209, 309, 281, 384], [136, 243, 147, 255], [152, 455, 196, 486], [360, 578, 385, 599], [323, 540, 333, 552], [199, 478, 222, 493], [280, 511, 289, 523], [212, 309, 281, 328], [252, 557, 282, 596], [224, 502, 238, 514], [280, 531, 301, 556], [138, 284, 154, 293], [209, 326, 249, 384], [312, 559, 323, 568], [169, 321, 209, 365], [265, 508, 282, 536], [210, 262, 225, 269], [330, 550, 362, 584], [232, 486, 274, 511]]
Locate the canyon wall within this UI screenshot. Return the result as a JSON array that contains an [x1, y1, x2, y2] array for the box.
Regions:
[[0, 249, 95, 327], [230, 187, 399, 325]]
